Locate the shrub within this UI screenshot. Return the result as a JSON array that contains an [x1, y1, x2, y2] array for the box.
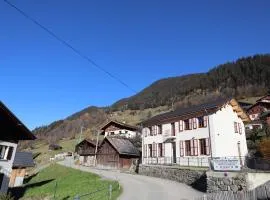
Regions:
[[258, 138, 270, 159]]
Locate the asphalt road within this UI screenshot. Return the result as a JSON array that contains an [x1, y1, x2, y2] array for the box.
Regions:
[[59, 158, 204, 200]]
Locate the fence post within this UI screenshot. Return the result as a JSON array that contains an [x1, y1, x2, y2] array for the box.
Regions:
[[74, 195, 80, 200], [108, 184, 112, 200], [53, 181, 57, 200]]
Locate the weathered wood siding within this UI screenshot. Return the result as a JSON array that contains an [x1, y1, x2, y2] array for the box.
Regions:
[[75, 141, 96, 155], [97, 140, 119, 169]]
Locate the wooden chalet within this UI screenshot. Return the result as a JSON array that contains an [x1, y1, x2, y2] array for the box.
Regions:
[[247, 95, 270, 121], [97, 137, 140, 169], [75, 139, 100, 166], [9, 152, 34, 187], [101, 120, 139, 138]]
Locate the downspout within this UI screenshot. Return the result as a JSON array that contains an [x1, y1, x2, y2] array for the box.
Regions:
[[205, 108, 213, 159]]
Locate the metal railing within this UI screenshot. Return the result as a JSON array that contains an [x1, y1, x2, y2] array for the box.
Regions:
[[143, 156, 270, 171]]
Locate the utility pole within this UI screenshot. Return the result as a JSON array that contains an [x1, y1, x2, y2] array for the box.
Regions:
[[94, 130, 100, 166]]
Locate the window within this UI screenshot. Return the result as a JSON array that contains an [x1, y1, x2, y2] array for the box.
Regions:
[[179, 120, 183, 132], [198, 116, 204, 128], [193, 118, 197, 129], [119, 131, 122, 134], [125, 130, 128, 134], [238, 123, 242, 134], [180, 141, 184, 157], [171, 123, 175, 136], [153, 126, 157, 136], [110, 132, 114, 135], [158, 125, 162, 134], [185, 140, 198, 156], [199, 138, 210, 155], [234, 122, 238, 133], [184, 119, 192, 130], [0, 145, 13, 160], [148, 144, 152, 157], [185, 141, 191, 156], [149, 127, 153, 136], [158, 143, 164, 157]]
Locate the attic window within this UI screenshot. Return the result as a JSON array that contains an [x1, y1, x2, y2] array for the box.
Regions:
[[0, 145, 13, 160]]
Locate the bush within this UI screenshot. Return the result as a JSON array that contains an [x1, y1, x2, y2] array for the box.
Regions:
[[258, 138, 270, 159]]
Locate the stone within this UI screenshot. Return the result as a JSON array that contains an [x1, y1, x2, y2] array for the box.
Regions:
[[223, 178, 231, 185], [220, 185, 229, 191]]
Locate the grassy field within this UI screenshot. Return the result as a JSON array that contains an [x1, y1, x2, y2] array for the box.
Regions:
[[13, 164, 121, 200]]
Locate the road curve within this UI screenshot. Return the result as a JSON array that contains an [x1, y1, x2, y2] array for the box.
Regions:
[[59, 158, 204, 200]]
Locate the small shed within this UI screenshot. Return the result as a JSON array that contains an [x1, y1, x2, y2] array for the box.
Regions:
[[9, 152, 35, 187], [97, 137, 140, 169], [75, 139, 99, 166]]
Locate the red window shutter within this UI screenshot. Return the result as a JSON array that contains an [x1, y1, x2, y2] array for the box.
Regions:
[[190, 140, 194, 156], [203, 116, 208, 127], [179, 121, 183, 132], [189, 119, 193, 130], [206, 138, 210, 155], [194, 140, 198, 156], [162, 143, 165, 157], [180, 141, 184, 157], [193, 118, 197, 129]]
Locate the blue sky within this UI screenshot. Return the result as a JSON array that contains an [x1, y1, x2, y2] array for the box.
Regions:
[[1, 0, 270, 129]]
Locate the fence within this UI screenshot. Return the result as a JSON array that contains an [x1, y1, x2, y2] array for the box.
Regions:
[[72, 181, 120, 200], [195, 180, 270, 200]]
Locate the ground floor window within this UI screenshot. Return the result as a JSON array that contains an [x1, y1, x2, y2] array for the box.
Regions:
[[184, 140, 198, 156], [158, 143, 165, 157], [199, 138, 210, 155], [148, 144, 152, 157]]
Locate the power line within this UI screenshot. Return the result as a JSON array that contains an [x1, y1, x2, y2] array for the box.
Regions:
[[3, 0, 137, 93]]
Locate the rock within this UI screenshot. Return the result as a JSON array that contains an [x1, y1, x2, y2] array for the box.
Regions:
[[223, 178, 231, 185], [231, 185, 238, 192]]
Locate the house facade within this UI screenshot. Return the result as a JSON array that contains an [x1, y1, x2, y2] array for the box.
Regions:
[[141, 98, 250, 168], [101, 120, 139, 138], [247, 95, 270, 121], [0, 102, 35, 193]]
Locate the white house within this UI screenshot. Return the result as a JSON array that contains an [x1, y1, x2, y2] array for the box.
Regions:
[[101, 120, 139, 138], [141, 98, 250, 168], [0, 101, 35, 193]]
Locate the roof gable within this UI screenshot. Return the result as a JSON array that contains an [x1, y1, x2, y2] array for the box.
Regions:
[[0, 101, 35, 141], [100, 120, 138, 131], [102, 137, 140, 157]]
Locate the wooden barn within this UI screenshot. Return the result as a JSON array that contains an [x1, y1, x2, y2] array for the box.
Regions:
[[75, 139, 99, 166], [97, 137, 140, 169]]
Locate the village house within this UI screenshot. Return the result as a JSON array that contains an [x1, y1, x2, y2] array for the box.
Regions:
[[101, 120, 139, 138], [246, 95, 270, 121], [97, 137, 140, 169], [9, 152, 35, 187], [141, 98, 250, 167], [75, 139, 99, 166], [0, 101, 35, 193]]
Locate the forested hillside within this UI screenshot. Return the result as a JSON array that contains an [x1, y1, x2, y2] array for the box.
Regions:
[[33, 54, 270, 143]]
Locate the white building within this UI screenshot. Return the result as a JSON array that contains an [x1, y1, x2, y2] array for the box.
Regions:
[[101, 120, 139, 138], [0, 101, 35, 193], [141, 98, 250, 168]]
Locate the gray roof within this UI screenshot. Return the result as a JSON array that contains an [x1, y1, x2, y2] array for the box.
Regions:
[[106, 137, 140, 157], [13, 152, 35, 168], [141, 97, 232, 126]]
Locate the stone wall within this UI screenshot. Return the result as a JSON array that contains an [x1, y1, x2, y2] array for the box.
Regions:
[[207, 171, 247, 193], [138, 164, 207, 192]]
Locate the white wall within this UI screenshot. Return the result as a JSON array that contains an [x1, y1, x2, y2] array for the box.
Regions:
[[211, 105, 248, 158], [0, 140, 18, 193], [105, 129, 137, 138]]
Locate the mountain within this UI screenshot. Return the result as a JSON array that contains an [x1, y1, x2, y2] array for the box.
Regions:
[[33, 54, 270, 142]]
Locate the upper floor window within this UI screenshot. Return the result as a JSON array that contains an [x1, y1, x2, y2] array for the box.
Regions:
[[238, 123, 242, 134], [158, 125, 162, 134], [234, 122, 238, 133], [198, 116, 207, 128], [110, 132, 115, 135], [0, 145, 14, 160], [171, 123, 175, 136], [149, 127, 153, 136], [184, 119, 192, 130]]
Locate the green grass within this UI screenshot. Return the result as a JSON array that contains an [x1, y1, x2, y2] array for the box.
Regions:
[[21, 164, 121, 200]]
